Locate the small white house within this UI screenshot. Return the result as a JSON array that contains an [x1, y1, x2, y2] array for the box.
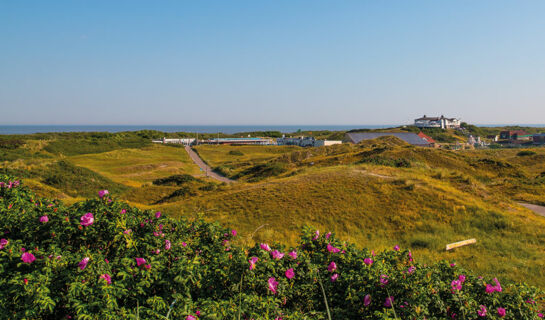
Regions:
[[152, 137, 196, 146], [414, 115, 461, 129]]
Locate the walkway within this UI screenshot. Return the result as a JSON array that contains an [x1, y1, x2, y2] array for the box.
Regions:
[[518, 202, 545, 218], [184, 146, 235, 184]]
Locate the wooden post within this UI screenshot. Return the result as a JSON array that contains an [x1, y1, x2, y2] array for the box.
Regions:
[[446, 238, 476, 251]]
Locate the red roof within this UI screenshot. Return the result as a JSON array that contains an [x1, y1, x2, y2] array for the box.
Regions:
[[417, 132, 436, 143]]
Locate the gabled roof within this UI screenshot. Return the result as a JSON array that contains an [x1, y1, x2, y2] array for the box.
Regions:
[[417, 132, 436, 143], [415, 115, 458, 121], [345, 132, 431, 146], [415, 116, 441, 121]]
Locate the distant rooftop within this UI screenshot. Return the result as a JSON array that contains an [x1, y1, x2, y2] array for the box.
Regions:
[[344, 132, 431, 146]]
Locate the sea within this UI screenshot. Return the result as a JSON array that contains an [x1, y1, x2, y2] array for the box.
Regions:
[[0, 125, 400, 135], [1, 124, 544, 135]]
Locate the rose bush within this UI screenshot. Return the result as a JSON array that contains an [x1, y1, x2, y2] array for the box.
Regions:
[[0, 174, 543, 319]]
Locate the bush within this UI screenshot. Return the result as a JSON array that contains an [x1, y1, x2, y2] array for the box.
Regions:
[[517, 150, 537, 157], [228, 150, 244, 156], [152, 174, 199, 186], [0, 176, 543, 319]]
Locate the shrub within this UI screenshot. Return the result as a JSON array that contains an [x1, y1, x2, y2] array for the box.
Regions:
[[0, 175, 543, 319], [152, 174, 199, 186], [517, 150, 537, 157], [228, 150, 244, 156]]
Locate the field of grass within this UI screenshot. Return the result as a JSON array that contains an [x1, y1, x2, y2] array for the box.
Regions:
[[193, 144, 300, 178], [3, 131, 545, 288], [69, 144, 202, 186]]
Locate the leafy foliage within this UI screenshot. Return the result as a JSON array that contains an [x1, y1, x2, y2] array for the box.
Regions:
[[0, 175, 544, 319]]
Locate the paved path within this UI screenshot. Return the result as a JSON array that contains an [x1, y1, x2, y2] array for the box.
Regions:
[[518, 202, 545, 218], [184, 146, 235, 184]]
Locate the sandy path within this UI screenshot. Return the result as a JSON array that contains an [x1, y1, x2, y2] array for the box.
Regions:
[[184, 146, 235, 183], [518, 202, 545, 218]]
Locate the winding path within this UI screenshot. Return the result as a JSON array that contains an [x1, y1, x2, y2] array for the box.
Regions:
[[184, 146, 235, 183], [518, 202, 545, 218]]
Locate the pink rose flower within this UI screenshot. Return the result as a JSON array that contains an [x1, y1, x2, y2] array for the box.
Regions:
[[330, 273, 339, 282], [80, 213, 94, 226], [21, 252, 36, 263], [0, 238, 8, 249], [393, 245, 400, 251], [288, 250, 297, 259], [165, 239, 171, 250], [260, 243, 271, 251], [313, 230, 320, 240], [99, 273, 111, 285], [271, 250, 284, 260], [268, 277, 278, 294], [497, 307, 506, 318], [78, 257, 90, 270], [477, 305, 487, 317], [135, 257, 147, 266], [451, 280, 462, 292], [327, 261, 337, 272], [40, 215, 49, 223], [155, 211, 161, 218], [380, 274, 389, 286], [120, 209, 127, 214], [231, 229, 237, 236], [325, 232, 332, 239], [98, 190, 109, 198], [363, 258, 373, 266], [249, 257, 259, 270], [384, 296, 394, 308], [186, 316, 196, 320], [364, 294, 371, 306], [327, 243, 341, 253], [285, 268, 295, 279]]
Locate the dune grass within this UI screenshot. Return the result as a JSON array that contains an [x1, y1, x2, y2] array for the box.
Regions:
[[69, 144, 202, 187], [6, 135, 545, 287], [159, 163, 545, 286]]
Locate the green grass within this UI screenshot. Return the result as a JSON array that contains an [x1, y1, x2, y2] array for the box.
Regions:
[[38, 160, 129, 197], [69, 144, 202, 186], [159, 163, 545, 286], [6, 132, 545, 288], [193, 144, 300, 178]]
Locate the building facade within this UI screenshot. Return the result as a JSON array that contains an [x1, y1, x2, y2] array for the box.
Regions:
[[414, 115, 461, 129], [276, 136, 342, 147]]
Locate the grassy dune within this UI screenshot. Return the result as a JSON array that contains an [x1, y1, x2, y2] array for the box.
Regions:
[[69, 144, 202, 186], [4, 134, 545, 287], [159, 164, 545, 286]]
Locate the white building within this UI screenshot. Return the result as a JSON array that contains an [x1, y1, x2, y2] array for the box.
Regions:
[[152, 138, 196, 146], [276, 136, 342, 147], [414, 115, 461, 129]]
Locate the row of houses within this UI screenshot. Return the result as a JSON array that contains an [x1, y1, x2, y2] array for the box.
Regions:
[[154, 132, 437, 148], [492, 130, 545, 145], [153, 137, 275, 145]]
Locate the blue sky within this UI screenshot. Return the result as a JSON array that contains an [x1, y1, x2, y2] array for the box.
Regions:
[[1, 1, 544, 125]]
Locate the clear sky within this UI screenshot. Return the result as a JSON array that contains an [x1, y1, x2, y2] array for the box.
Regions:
[[1, 1, 544, 125]]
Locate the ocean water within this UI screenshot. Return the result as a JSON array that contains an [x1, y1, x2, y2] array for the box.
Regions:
[[0, 125, 400, 135]]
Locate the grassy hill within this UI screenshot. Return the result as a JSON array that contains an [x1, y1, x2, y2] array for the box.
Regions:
[[3, 131, 545, 287]]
